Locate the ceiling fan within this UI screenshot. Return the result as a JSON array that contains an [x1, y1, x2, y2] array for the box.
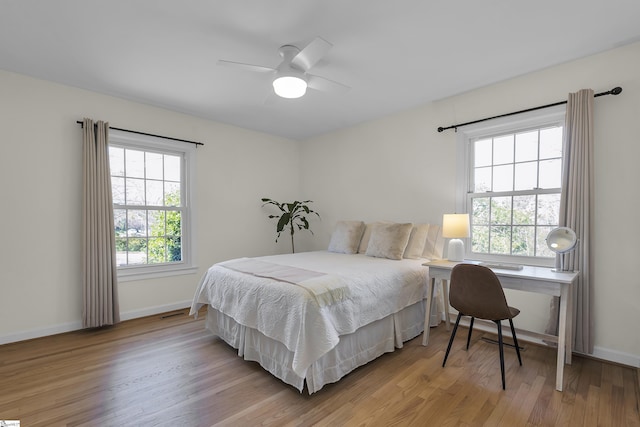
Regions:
[[218, 37, 350, 99]]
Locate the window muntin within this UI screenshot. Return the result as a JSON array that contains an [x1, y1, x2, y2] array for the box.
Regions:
[[464, 119, 563, 263], [107, 130, 196, 280]]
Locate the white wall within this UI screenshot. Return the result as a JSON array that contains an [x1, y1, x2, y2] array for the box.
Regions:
[[301, 42, 640, 366], [0, 70, 300, 343], [299, 104, 454, 247]]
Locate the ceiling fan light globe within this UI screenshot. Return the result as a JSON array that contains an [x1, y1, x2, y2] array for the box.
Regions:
[[273, 76, 307, 98]]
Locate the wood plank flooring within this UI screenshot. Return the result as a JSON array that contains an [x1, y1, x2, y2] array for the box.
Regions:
[[0, 308, 638, 426]]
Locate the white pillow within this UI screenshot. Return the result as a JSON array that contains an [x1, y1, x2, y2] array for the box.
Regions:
[[328, 221, 365, 254], [358, 221, 391, 253], [422, 224, 445, 259], [365, 223, 413, 260], [403, 223, 429, 259]]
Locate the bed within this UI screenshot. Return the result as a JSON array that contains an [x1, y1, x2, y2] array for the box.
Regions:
[[189, 221, 444, 394]]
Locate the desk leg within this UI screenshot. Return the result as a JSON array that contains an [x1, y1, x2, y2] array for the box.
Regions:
[[556, 284, 569, 391], [422, 277, 436, 346], [565, 283, 573, 365], [442, 279, 450, 331]]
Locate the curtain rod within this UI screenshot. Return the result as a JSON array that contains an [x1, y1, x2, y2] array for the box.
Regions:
[[437, 86, 622, 133], [76, 121, 204, 147]]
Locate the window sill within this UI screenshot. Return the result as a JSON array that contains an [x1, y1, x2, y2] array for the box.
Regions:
[[117, 265, 199, 282]]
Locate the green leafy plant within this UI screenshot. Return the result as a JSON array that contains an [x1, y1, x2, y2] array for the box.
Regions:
[[261, 198, 320, 253]]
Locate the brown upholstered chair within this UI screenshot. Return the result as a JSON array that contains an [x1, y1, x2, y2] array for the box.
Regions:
[[442, 263, 522, 390]]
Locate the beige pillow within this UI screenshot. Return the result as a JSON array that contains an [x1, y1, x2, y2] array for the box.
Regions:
[[328, 221, 365, 254], [422, 224, 445, 259], [358, 221, 391, 253], [403, 223, 429, 259], [365, 223, 413, 260]]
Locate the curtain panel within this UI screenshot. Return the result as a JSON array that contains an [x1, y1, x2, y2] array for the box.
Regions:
[[82, 118, 120, 328], [546, 89, 594, 354]]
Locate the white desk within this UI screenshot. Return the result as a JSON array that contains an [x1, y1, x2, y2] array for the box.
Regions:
[[422, 260, 578, 392]]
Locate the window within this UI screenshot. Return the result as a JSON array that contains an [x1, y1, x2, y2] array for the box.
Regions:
[[108, 130, 196, 280], [456, 107, 565, 266]]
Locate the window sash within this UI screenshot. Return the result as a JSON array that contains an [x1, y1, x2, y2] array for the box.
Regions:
[[467, 190, 560, 258]]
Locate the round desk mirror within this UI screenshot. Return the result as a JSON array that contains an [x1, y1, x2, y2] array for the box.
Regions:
[[546, 227, 577, 272]]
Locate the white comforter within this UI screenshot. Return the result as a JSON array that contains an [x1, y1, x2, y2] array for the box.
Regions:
[[189, 251, 428, 378]]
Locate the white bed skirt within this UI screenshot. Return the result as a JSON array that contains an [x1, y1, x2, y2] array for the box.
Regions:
[[205, 300, 426, 394]]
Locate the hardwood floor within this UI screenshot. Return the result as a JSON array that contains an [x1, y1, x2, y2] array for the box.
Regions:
[[1, 309, 638, 426]]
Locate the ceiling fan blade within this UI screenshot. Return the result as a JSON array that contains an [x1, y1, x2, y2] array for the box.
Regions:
[[307, 74, 350, 94], [217, 59, 275, 73], [291, 37, 332, 71]]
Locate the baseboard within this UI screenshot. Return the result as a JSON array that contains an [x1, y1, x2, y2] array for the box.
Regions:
[[591, 346, 640, 368], [442, 313, 640, 368], [0, 320, 83, 346], [0, 300, 193, 346], [5, 304, 639, 369], [119, 300, 192, 322]]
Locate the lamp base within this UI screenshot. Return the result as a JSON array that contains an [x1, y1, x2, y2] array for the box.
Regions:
[[447, 239, 465, 262]]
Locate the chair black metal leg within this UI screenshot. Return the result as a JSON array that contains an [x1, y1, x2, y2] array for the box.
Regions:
[[443, 312, 463, 367], [495, 320, 506, 390], [466, 317, 475, 350], [509, 318, 522, 366]]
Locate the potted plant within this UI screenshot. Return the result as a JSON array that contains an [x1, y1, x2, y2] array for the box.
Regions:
[[261, 198, 320, 253]]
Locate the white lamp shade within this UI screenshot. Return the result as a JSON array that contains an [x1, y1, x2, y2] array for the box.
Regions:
[[273, 75, 307, 98], [442, 214, 470, 238], [443, 214, 470, 261]]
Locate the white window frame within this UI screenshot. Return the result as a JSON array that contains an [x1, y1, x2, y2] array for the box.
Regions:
[[455, 105, 566, 267], [109, 129, 198, 281]]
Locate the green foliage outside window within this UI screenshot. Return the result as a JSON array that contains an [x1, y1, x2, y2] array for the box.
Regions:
[[113, 191, 182, 265], [148, 192, 182, 263], [470, 195, 557, 257]]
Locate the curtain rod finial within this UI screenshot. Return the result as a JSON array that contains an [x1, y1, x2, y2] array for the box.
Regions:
[[437, 127, 444, 132], [611, 86, 622, 95]]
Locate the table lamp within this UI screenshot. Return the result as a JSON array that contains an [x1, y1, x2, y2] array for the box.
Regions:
[[443, 213, 470, 262]]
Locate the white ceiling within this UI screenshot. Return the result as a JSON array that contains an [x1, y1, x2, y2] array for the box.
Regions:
[[2, 1, 640, 140]]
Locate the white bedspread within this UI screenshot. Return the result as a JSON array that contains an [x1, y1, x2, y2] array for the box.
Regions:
[[219, 258, 348, 307], [189, 251, 428, 378]]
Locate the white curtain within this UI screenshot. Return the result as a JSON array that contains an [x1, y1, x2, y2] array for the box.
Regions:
[[546, 89, 594, 354], [82, 118, 120, 328]]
